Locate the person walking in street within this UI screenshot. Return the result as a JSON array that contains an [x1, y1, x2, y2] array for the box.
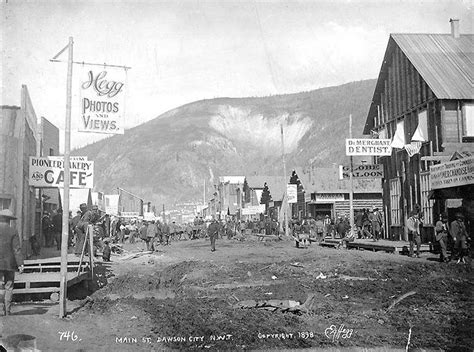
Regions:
[[146, 220, 157, 251], [0, 209, 24, 316], [139, 221, 148, 250], [407, 211, 422, 258], [450, 212, 470, 264], [208, 217, 220, 252], [435, 213, 450, 263]]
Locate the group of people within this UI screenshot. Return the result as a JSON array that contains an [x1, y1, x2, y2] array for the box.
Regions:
[[408, 210, 470, 263]]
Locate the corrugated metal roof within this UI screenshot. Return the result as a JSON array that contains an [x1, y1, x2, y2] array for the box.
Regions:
[[364, 33, 473, 135], [392, 34, 473, 100]]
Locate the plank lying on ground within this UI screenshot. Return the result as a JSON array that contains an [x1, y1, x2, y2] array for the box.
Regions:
[[387, 291, 417, 310]]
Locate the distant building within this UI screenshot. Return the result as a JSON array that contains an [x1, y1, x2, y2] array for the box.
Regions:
[[297, 167, 383, 222], [216, 176, 245, 217], [364, 20, 474, 241]]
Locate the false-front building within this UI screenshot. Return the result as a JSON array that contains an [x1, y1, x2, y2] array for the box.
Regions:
[[364, 20, 473, 242]]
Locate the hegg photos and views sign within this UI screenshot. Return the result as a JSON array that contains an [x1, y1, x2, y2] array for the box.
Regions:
[[80, 69, 126, 134]]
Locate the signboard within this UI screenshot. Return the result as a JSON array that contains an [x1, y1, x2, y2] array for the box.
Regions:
[[79, 69, 126, 134], [314, 193, 345, 203], [430, 156, 474, 190], [105, 194, 119, 215], [29, 157, 94, 188], [346, 139, 392, 156], [241, 205, 266, 215], [339, 164, 384, 179], [49, 156, 88, 161], [287, 184, 297, 204]]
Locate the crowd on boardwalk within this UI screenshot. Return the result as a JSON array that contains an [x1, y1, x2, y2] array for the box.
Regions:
[[31, 203, 470, 265]]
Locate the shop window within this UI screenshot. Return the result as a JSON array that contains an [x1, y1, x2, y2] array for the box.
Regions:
[[463, 103, 474, 137], [0, 198, 11, 211], [389, 178, 401, 225], [420, 172, 433, 226]]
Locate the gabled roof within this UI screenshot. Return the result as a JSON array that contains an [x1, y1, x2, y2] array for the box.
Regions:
[[364, 33, 474, 134], [246, 175, 286, 201], [393, 34, 473, 100]]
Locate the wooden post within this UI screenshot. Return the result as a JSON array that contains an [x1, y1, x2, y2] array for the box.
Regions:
[[349, 115, 355, 237], [88, 225, 94, 278], [59, 37, 73, 318], [281, 124, 289, 237]]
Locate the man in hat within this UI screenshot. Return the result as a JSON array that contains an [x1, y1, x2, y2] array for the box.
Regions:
[[0, 209, 24, 315], [208, 216, 220, 252], [371, 208, 383, 242], [450, 212, 469, 264], [407, 210, 421, 258], [435, 213, 450, 263]]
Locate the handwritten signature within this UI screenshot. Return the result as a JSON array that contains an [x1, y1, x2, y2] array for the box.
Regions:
[[324, 324, 353, 342]]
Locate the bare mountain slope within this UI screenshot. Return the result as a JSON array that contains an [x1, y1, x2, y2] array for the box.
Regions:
[[73, 79, 376, 205]]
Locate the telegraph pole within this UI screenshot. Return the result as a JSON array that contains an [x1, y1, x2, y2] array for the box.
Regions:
[[59, 37, 73, 318], [349, 114, 355, 236], [281, 124, 289, 237]]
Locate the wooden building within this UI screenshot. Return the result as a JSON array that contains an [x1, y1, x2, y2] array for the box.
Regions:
[[296, 167, 383, 223], [363, 20, 473, 241], [0, 86, 40, 256]]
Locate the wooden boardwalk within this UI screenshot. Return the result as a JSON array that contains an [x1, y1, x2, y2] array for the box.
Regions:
[[14, 254, 91, 298], [319, 237, 431, 254]]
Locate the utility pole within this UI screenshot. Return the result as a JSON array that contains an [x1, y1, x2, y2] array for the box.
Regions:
[[59, 37, 73, 318], [281, 124, 289, 237], [349, 114, 355, 237], [162, 204, 166, 223]]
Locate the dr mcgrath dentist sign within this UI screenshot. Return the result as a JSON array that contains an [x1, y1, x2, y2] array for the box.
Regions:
[[29, 157, 94, 188], [346, 139, 392, 156], [80, 69, 126, 134]]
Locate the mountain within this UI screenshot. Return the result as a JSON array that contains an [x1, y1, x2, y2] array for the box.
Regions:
[[73, 79, 376, 206]]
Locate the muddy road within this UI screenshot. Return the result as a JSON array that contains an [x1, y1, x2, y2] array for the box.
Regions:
[[2, 237, 472, 351]]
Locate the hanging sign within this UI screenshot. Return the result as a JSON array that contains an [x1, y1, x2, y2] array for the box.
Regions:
[[430, 156, 474, 190], [287, 184, 297, 204], [339, 164, 384, 179], [346, 139, 392, 156], [79, 69, 126, 134], [29, 157, 94, 188]]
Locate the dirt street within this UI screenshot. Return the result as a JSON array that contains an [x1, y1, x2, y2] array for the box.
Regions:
[[2, 236, 472, 352]]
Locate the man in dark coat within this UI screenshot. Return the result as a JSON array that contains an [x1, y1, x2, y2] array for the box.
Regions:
[[52, 208, 63, 250], [0, 209, 24, 316], [208, 217, 220, 252]]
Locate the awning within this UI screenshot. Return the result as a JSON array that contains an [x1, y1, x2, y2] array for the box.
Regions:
[[429, 184, 474, 200]]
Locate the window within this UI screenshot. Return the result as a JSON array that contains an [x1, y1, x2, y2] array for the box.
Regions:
[[463, 103, 474, 137], [390, 178, 401, 225], [49, 148, 54, 156], [0, 198, 12, 211], [420, 172, 434, 226]]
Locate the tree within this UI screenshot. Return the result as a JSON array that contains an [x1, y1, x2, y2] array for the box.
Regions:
[[260, 182, 272, 214]]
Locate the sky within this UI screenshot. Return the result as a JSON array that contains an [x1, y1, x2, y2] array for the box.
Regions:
[[1, 0, 472, 151]]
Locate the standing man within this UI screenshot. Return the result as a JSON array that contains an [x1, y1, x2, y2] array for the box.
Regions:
[[42, 211, 53, 247], [407, 211, 421, 258], [74, 203, 95, 256], [0, 209, 24, 316], [146, 220, 157, 251], [52, 208, 63, 250], [208, 216, 220, 252], [450, 212, 469, 264], [371, 208, 383, 242], [435, 213, 450, 263]]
